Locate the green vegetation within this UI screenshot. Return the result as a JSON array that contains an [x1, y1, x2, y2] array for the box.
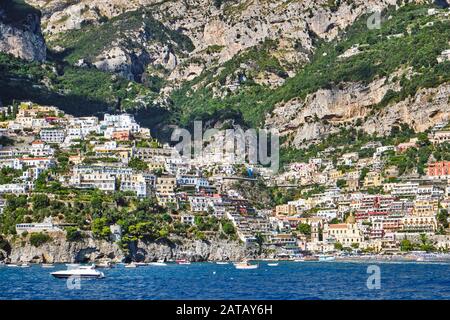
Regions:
[[31, 194, 50, 210], [334, 242, 343, 251], [65, 227, 84, 242], [280, 124, 417, 167], [0, 167, 22, 185], [91, 217, 112, 240], [128, 158, 149, 171], [169, 4, 450, 129], [437, 209, 449, 229], [296, 223, 311, 236], [29, 232, 51, 247], [48, 9, 194, 65], [0, 52, 160, 116], [221, 219, 236, 236], [400, 235, 437, 252]]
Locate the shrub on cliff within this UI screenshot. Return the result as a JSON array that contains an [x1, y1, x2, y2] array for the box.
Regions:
[[91, 217, 111, 240], [29, 232, 51, 247], [221, 220, 236, 236], [65, 227, 84, 242], [0, 236, 11, 255]]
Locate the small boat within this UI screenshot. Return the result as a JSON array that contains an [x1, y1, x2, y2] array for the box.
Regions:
[[293, 258, 305, 262], [234, 261, 258, 270], [6, 264, 19, 267], [318, 255, 335, 262], [148, 259, 167, 266], [267, 263, 279, 267], [135, 262, 148, 267], [176, 259, 191, 265], [125, 263, 137, 268], [95, 262, 112, 268], [42, 264, 55, 268], [20, 263, 30, 268], [216, 261, 229, 265], [51, 264, 105, 279]]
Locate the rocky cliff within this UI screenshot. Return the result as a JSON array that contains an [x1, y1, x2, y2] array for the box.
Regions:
[[2, 234, 255, 263], [1, 0, 448, 150], [27, 0, 403, 85], [0, 0, 46, 61]]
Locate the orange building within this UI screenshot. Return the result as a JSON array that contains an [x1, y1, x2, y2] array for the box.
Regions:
[[112, 130, 130, 141], [427, 161, 450, 178]]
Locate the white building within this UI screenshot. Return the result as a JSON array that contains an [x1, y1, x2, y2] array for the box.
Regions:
[[120, 174, 147, 197], [39, 128, 66, 144], [16, 217, 62, 235], [0, 183, 27, 194]]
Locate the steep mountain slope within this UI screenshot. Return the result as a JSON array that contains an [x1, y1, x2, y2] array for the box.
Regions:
[[170, 4, 450, 134], [0, 0, 449, 156], [29, 0, 402, 87], [0, 0, 46, 61]]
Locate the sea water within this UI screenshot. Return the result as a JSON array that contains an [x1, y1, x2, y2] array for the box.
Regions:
[[1, 261, 449, 300]]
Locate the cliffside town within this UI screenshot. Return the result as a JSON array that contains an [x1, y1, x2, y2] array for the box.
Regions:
[[0, 102, 449, 263], [0, 1, 450, 263]]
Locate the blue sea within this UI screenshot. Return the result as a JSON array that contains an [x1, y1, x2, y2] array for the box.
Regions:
[[1, 261, 450, 300]]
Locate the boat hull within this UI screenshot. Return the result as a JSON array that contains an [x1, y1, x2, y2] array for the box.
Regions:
[[235, 265, 258, 270], [51, 273, 104, 279]]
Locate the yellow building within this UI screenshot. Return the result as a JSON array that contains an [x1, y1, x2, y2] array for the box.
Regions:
[[323, 214, 364, 247], [156, 175, 176, 195], [363, 171, 382, 188], [275, 204, 297, 216], [148, 161, 165, 172], [328, 169, 344, 181], [401, 216, 437, 232], [412, 200, 438, 216]]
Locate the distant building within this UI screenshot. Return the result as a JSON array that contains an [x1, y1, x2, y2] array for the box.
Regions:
[[427, 161, 450, 179], [323, 214, 364, 247], [40, 128, 66, 144], [275, 204, 297, 216], [16, 217, 62, 235]]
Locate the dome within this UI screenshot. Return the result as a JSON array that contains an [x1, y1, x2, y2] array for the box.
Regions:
[[346, 213, 356, 224]]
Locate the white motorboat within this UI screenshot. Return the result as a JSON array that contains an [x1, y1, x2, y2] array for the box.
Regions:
[[51, 264, 105, 279], [216, 261, 229, 265], [20, 263, 30, 268], [6, 264, 19, 267], [318, 255, 335, 262], [234, 261, 258, 270], [95, 262, 112, 268], [135, 262, 148, 267], [42, 264, 55, 268], [267, 263, 279, 267], [125, 263, 137, 268], [149, 259, 167, 266], [176, 259, 191, 265]]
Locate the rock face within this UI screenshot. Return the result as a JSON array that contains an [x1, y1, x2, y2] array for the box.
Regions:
[[26, 0, 401, 84], [129, 239, 251, 262], [7, 235, 123, 263], [0, 4, 46, 61], [266, 75, 450, 147], [3, 234, 256, 263]]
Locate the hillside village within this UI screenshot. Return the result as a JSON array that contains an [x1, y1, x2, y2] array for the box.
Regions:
[[0, 102, 450, 261]]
